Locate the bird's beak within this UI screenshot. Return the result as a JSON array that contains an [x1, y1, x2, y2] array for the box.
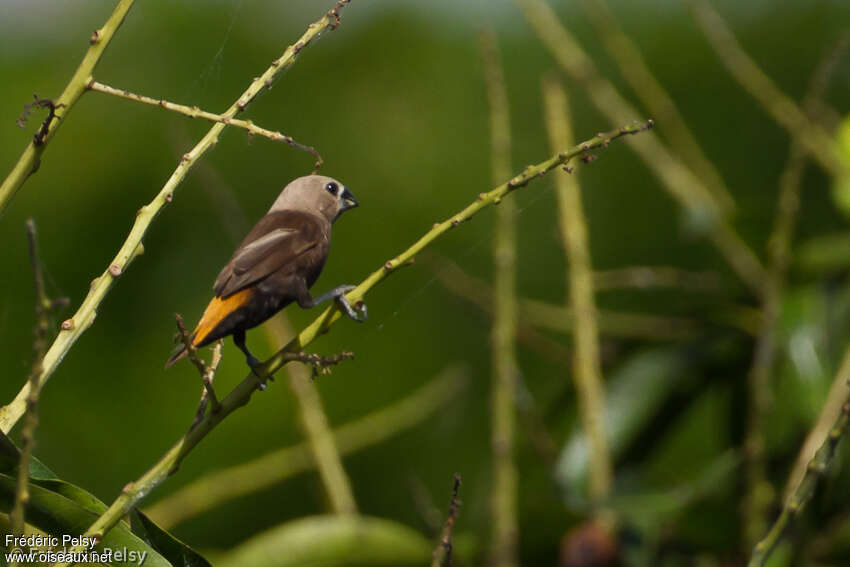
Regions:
[[340, 186, 359, 211]]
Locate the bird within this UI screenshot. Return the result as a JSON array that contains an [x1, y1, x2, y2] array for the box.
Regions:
[[166, 174, 365, 369]]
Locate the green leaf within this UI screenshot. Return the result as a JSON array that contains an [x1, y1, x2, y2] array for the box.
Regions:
[[217, 515, 434, 567], [130, 510, 212, 567], [555, 346, 687, 494], [0, 428, 212, 567], [607, 450, 740, 534], [0, 472, 171, 567], [0, 427, 58, 480]]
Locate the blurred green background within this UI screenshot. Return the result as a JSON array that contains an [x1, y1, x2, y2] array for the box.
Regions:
[[1, 0, 850, 565]]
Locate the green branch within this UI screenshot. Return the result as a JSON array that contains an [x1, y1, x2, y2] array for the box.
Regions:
[[58, 121, 652, 560], [748, 379, 850, 566], [0, 0, 352, 435], [146, 366, 464, 528], [742, 35, 843, 549], [581, 0, 736, 213], [88, 81, 323, 170], [0, 0, 137, 215], [480, 31, 520, 567], [10, 220, 67, 555], [542, 76, 612, 506], [690, 0, 841, 175], [514, 0, 766, 294]]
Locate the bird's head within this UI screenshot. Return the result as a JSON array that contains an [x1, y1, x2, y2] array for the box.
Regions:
[[270, 175, 359, 223]]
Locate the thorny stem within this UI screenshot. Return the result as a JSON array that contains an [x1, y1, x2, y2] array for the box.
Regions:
[[0, 0, 137, 215], [88, 81, 323, 171], [0, 0, 352, 436], [60, 122, 650, 559]]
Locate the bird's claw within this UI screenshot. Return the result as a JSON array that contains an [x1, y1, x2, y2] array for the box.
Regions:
[[336, 293, 367, 322]]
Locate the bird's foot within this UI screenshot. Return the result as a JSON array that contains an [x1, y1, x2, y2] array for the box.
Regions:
[[336, 293, 367, 323]]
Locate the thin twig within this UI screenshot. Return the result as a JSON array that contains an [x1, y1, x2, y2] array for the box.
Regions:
[[689, 0, 841, 175], [175, 314, 220, 411], [592, 266, 724, 293], [742, 36, 844, 549], [542, 75, 612, 505], [10, 220, 68, 549], [431, 254, 704, 341], [0, 0, 351, 436], [0, 0, 137, 214], [480, 30, 520, 567], [514, 0, 766, 294], [59, 123, 651, 558], [146, 366, 465, 528], [191, 342, 223, 430], [748, 369, 850, 566], [581, 0, 736, 213], [89, 81, 323, 171], [431, 473, 462, 567]]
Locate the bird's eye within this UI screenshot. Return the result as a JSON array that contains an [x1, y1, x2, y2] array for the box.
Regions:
[[325, 182, 339, 196]]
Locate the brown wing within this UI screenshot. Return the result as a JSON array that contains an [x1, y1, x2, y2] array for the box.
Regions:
[[213, 210, 328, 298]]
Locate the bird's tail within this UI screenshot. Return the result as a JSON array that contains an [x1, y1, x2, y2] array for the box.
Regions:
[[164, 342, 189, 368], [165, 330, 198, 369]]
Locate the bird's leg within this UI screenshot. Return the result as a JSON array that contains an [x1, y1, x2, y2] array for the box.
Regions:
[[298, 284, 367, 322], [233, 329, 261, 369]]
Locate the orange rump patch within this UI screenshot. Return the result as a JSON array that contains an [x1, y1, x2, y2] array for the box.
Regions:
[[193, 288, 254, 345]]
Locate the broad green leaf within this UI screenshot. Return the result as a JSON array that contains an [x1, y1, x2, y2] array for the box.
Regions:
[[130, 511, 212, 567], [218, 515, 433, 567], [607, 450, 739, 534], [0, 473, 171, 567], [556, 347, 687, 495], [0, 429, 211, 567]]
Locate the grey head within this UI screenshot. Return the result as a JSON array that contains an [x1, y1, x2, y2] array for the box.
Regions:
[[269, 175, 359, 224]]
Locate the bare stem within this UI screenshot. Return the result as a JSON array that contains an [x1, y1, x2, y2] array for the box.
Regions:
[[0, 0, 352, 435], [742, 36, 843, 549], [592, 266, 724, 292], [263, 317, 359, 515], [88, 81, 323, 171], [431, 254, 705, 341], [0, 0, 137, 214], [542, 76, 612, 505], [146, 366, 464, 528], [431, 473, 463, 567], [175, 315, 221, 412], [10, 220, 67, 553], [748, 361, 850, 566], [480, 31, 520, 567], [191, 342, 223, 431], [689, 0, 840, 174], [581, 0, 736, 213], [514, 0, 766, 294]]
